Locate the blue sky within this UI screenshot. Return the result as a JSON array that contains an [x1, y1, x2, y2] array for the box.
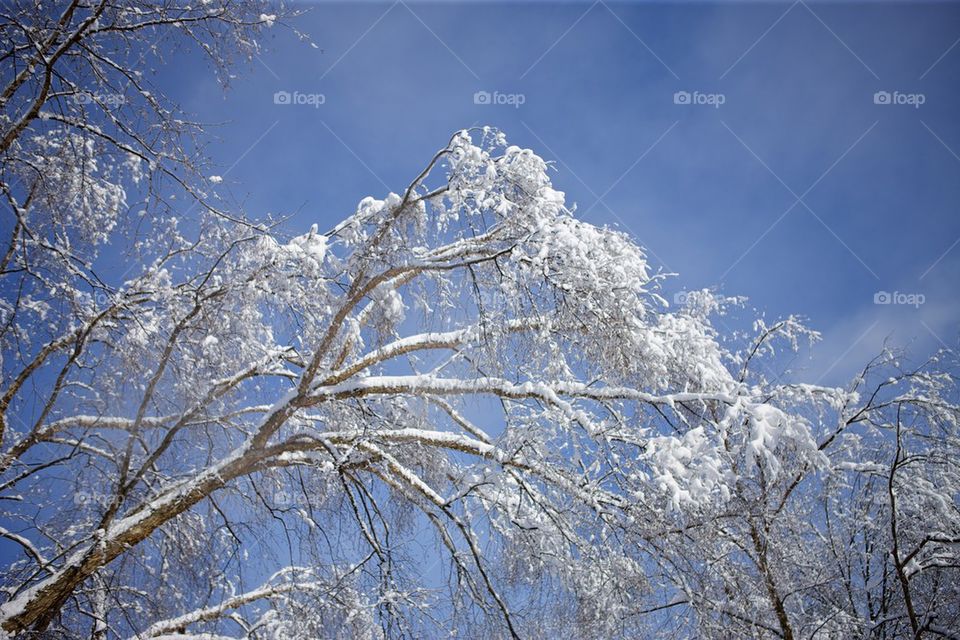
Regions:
[[165, 0, 960, 385]]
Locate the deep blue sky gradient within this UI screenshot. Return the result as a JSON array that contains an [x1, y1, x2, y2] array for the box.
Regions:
[[164, 0, 960, 384]]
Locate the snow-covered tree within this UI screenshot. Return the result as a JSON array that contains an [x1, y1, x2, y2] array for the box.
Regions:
[[1, 2, 958, 638]]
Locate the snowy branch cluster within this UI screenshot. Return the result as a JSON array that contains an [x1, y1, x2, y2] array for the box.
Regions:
[[1, 2, 958, 638]]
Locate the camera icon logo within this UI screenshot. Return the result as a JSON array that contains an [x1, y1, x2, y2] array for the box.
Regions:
[[674, 291, 691, 305], [474, 91, 492, 105], [73, 92, 93, 104], [673, 91, 691, 105], [873, 291, 891, 304], [873, 91, 891, 105], [273, 90, 292, 105]]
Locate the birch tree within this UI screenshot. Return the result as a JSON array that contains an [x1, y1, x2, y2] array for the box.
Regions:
[[1, 1, 958, 638]]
